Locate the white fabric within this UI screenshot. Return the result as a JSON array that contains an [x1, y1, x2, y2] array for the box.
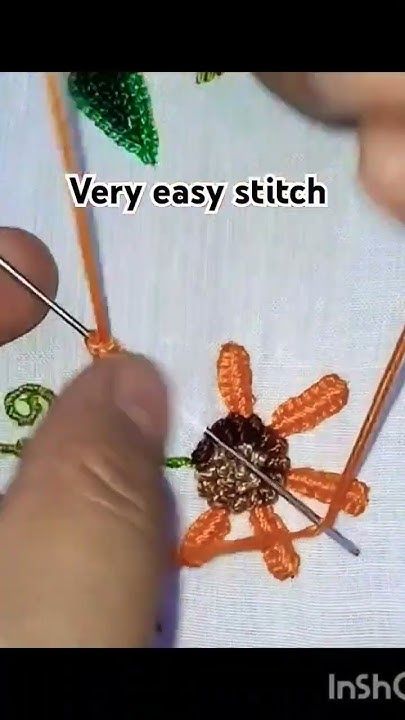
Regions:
[[0, 71, 403, 648]]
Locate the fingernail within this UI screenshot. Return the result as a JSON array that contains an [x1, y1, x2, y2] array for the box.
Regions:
[[113, 354, 169, 446]]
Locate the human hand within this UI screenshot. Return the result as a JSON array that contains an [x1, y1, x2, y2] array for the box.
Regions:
[[255, 72, 405, 223], [0, 228, 168, 647]]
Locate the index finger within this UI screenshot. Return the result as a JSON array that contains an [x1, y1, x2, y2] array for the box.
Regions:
[[254, 72, 405, 121]]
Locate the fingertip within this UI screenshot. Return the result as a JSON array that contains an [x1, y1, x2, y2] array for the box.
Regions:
[[358, 116, 405, 223]]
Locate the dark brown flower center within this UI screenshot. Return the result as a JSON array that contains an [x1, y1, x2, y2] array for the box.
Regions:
[[191, 413, 290, 514]]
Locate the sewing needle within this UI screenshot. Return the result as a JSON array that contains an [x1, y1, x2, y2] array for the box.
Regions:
[[0, 255, 91, 340], [204, 427, 361, 557]]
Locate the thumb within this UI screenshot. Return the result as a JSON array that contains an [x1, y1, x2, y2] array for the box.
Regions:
[[0, 352, 169, 647]]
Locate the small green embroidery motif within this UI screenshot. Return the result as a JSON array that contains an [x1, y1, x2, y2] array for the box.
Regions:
[[0, 385, 54, 463], [196, 72, 224, 85], [0, 438, 25, 458], [4, 384, 55, 427], [165, 456, 193, 469]]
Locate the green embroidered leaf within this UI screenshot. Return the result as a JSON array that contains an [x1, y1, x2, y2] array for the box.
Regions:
[[165, 456, 193, 469], [196, 72, 224, 85], [68, 72, 159, 166]]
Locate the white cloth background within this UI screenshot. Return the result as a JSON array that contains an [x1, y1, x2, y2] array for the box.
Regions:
[[0, 72, 403, 647]]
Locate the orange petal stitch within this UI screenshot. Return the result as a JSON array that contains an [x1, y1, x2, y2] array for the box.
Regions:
[[270, 374, 348, 437], [179, 508, 231, 567], [249, 506, 300, 580], [287, 468, 369, 517], [217, 343, 254, 417]]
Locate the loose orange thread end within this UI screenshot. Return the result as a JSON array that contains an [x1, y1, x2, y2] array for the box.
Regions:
[[85, 330, 122, 359]]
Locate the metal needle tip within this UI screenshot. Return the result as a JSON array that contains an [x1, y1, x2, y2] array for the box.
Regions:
[[0, 255, 91, 339], [204, 427, 361, 558]]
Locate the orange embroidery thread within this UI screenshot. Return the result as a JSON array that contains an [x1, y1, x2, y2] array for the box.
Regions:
[[45, 73, 117, 358], [177, 341, 370, 580], [307, 324, 404, 541]]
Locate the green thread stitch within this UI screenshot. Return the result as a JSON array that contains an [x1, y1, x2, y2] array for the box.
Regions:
[[0, 439, 26, 459], [68, 72, 159, 165], [196, 72, 224, 85], [4, 384, 55, 427], [165, 456, 193, 469]]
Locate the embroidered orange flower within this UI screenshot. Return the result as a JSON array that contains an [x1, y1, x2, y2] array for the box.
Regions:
[[178, 342, 369, 581]]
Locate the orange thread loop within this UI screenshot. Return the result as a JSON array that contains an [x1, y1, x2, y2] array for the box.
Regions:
[[85, 330, 122, 359]]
